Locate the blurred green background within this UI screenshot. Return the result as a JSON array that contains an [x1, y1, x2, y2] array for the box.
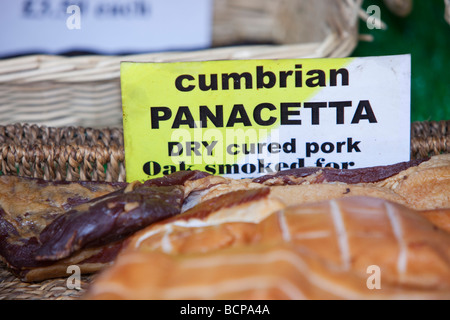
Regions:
[[352, 0, 450, 121]]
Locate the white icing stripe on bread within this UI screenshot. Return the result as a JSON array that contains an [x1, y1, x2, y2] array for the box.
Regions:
[[329, 199, 351, 271], [385, 202, 408, 275]]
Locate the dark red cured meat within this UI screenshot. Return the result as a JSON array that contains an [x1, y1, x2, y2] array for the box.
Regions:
[[79, 240, 126, 264], [36, 184, 185, 261], [143, 170, 211, 187], [0, 210, 45, 269], [252, 158, 427, 184], [31, 176, 128, 190], [0, 170, 211, 274]]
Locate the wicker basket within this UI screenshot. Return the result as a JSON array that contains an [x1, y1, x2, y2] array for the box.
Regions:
[[0, 0, 364, 128]]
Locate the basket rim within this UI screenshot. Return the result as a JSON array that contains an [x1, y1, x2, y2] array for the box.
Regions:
[[0, 0, 363, 84]]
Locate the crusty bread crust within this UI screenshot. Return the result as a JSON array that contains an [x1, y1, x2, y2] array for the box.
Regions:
[[84, 155, 450, 300], [86, 196, 450, 300]]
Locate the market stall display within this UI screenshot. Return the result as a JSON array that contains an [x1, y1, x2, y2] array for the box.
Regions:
[[0, 0, 449, 301]]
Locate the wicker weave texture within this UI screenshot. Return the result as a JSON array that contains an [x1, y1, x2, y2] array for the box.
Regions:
[[0, 124, 125, 182], [0, 262, 89, 300], [0, 121, 447, 182], [411, 120, 450, 159]]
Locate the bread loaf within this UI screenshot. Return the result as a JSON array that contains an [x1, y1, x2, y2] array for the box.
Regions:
[[85, 195, 450, 300]]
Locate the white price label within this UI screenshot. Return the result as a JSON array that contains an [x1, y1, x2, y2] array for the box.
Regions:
[[0, 0, 213, 57]]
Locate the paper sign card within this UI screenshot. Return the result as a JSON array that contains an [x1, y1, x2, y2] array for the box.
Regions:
[[121, 54, 411, 182], [0, 0, 212, 57]]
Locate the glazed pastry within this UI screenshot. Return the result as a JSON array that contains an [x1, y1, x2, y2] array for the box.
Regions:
[[85, 155, 450, 299], [85, 196, 450, 300]]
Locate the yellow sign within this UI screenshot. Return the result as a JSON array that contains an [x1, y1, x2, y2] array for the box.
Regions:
[[121, 55, 410, 182]]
